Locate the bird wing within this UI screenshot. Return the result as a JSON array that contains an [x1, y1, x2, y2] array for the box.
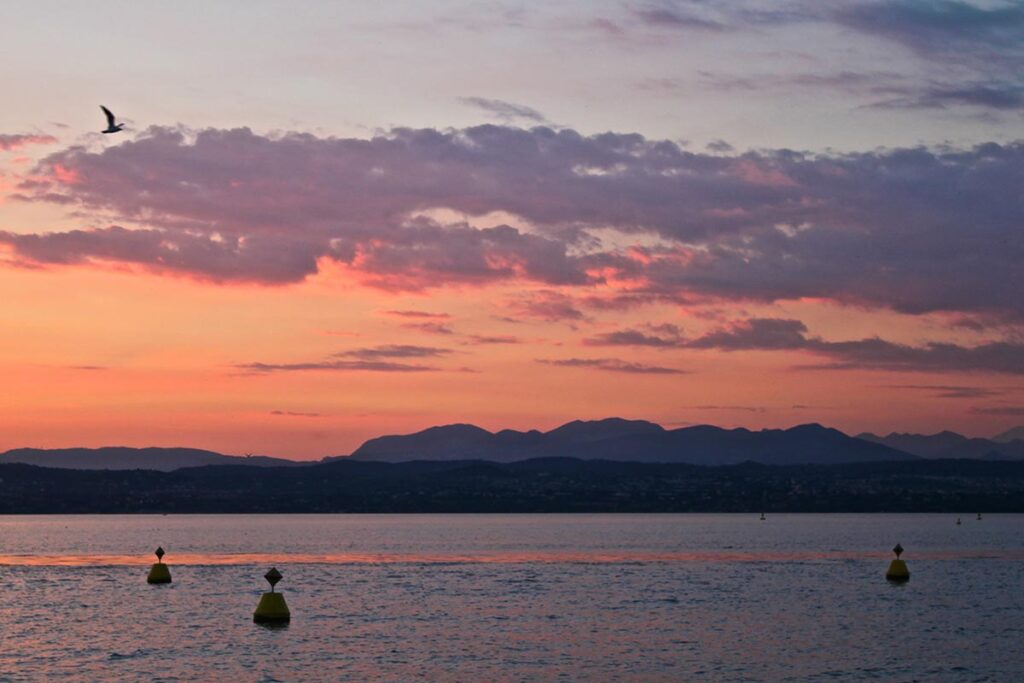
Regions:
[[100, 105, 116, 127]]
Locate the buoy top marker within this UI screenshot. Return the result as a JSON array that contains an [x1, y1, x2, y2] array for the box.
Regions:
[[892, 543, 903, 558], [155, 546, 165, 562], [265, 567, 283, 591]]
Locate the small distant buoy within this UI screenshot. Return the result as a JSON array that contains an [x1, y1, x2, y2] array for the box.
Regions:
[[956, 517, 962, 525], [977, 513, 982, 521], [146, 546, 172, 584], [253, 567, 290, 624], [885, 543, 910, 582], [760, 512, 766, 521]]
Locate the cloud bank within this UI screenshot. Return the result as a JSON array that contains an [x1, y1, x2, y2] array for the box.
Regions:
[[1, 124, 1020, 326]]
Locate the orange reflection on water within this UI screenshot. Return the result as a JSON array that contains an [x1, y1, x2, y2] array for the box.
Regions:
[[2, 549, 1022, 566]]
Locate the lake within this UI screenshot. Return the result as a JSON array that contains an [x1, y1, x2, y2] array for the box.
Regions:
[[0, 514, 1021, 681]]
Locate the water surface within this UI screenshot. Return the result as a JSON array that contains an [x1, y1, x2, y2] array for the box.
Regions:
[[0, 514, 1020, 681]]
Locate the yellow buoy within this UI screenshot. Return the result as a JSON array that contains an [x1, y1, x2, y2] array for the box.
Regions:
[[885, 543, 910, 582], [146, 546, 172, 584], [253, 567, 290, 624]]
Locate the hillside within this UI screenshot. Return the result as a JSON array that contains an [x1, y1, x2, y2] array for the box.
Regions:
[[349, 419, 914, 465], [0, 447, 299, 472]]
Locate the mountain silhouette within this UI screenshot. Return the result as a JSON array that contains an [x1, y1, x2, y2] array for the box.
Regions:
[[0, 447, 299, 472], [993, 426, 1024, 444], [857, 431, 1024, 460], [349, 418, 912, 465]]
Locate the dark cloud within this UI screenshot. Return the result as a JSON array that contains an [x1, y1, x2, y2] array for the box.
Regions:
[[238, 360, 439, 373], [0, 226, 319, 284], [464, 335, 523, 344], [632, 5, 726, 31], [337, 345, 452, 360], [695, 404, 767, 413], [3, 125, 1022, 321], [687, 318, 807, 351], [584, 327, 683, 348], [835, 0, 1024, 70], [642, 2, 1024, 113], [460, 97, 548, 123], [886, 384, 1007, 399], [0, 133, 58, 151], [537, 357, 687, 374], [687, 318, 1024, 375], [970, 406, 1024, 416], [872, 81, 1024, 111], [401, 322, 456, 335], [383, 310, 452, 320], [507, 290, 587, 322], [698, 69, 1021, 114]]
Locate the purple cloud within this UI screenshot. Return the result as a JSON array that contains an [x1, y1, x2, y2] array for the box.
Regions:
[[687, 318, 1024, 375], [507, 290, 587, 322], [383, 310, 451, 320], [460, 97, 548, 123], [0, 133, 58, 151], [537, 357, 687, 374], [238, 360, 439, 373], [886, 384, 1008, 399], [695, 404, 767, 413], [631, 5, 726, 31], [584, 327, 684, 348], [970, 406, 1024, 416], [337, 344, 452, 359], [835, 0, 1024, 70], [401, 322, 455, 335], [464, 335, 523, 344], [3, 124, 1022, 322]]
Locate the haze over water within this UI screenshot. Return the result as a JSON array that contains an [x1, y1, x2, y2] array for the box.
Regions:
[[1, 514, 1021, 681]]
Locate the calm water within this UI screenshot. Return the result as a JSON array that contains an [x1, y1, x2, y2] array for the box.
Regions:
[[0, 514, 1021, 682]]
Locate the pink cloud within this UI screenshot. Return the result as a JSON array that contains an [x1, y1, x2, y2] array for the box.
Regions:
[[2, 124, 1021, 324], [0, 134, 58, 152]]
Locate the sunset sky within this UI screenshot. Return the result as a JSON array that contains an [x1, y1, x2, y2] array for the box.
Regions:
[[2, 0, 1023, 458]]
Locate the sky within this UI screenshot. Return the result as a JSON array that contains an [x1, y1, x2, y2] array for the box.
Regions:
[[1, 0, 1023, 458]]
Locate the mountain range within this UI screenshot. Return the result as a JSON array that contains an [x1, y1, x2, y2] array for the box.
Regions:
[[347, 419, 914, 465], [0, 447, 298, 472], [2, 419, 1021, 471], [857, 431, 1024, 460]]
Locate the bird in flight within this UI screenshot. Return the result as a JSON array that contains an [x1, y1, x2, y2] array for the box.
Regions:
[[100, 105, 124, 134]]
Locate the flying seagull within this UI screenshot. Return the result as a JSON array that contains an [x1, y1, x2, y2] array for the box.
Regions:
[[100, 105, 124, 134]]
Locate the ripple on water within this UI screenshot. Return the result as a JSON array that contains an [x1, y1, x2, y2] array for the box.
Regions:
[[0, 514, 1022, 681]]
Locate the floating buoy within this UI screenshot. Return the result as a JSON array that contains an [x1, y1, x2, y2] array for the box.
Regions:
[[760, 512, 766, 521], [956, 517, 962, 525], [146, 546, 172, 584], [977, 513, 982, 521], [253, 567, 290, 624], [885, 543, 910, 582]]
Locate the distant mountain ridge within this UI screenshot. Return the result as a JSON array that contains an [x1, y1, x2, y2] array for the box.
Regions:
[[857, 431, 1024, 461], [0, 447, 299, 472], [16, 419, 1020, 472], [993, 426, 1024, 444], [349, 418, 914, 465]]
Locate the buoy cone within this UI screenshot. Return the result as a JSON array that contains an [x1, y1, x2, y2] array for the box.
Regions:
[[147, 546, 172, 584], [254, 567, 290, 624], [885, 543, 910, 582]]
